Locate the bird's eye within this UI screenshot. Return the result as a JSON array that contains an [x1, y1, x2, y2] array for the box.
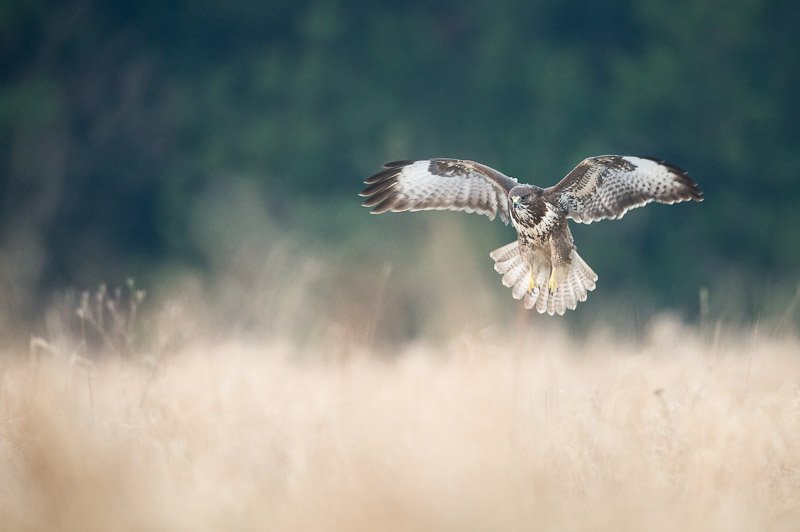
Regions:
[[521, 194, 531, 202]]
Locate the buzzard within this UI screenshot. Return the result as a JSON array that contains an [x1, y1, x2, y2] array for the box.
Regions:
[[360, 156, 702, 315]]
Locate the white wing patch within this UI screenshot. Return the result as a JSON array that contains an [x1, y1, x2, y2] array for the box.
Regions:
[[399, 161, 495, 217], [361, 159, 518, 224]]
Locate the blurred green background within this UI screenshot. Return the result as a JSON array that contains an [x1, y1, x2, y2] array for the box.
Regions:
[[1, 0, 799, 337]]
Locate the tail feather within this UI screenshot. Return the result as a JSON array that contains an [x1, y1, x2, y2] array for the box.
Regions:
[[500, 262, 522, 285], [489, 241, 520, 264], [490, 241, 598, 315], [502, 263, 528, 299], [550, 279, 568, 316]]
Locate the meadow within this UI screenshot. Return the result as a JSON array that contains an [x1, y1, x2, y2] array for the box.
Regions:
[[2, 297, 799, 531]]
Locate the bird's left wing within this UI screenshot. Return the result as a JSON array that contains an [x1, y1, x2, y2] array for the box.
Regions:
[[360, 159, 519, 224], [546, 155, 703, 224]]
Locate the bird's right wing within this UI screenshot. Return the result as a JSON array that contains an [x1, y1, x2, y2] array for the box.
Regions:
[[547, 155, 702, 224], [360, 159, 519, 224]]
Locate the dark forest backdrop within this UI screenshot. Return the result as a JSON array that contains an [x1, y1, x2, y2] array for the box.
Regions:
[[2, 0, 799, 337]]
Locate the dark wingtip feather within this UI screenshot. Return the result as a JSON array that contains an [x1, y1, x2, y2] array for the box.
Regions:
[[644, 156, 703, 202], [369, 194, 399, 214], [383, 160, 415, 168], [364, 167, 401, 185], [360, 162, 412, 211], [670, 167, 703, 202], [687, 183, 703, 201], [361, 183, 398, 208], [359, 178, 397, 198]]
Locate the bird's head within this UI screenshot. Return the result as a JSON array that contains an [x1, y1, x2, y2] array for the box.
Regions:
[[509, 185, 542, 210]]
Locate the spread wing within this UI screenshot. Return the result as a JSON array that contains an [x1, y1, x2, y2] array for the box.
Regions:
[[360, 159, 519, 224], [546, 155, 703, 224]]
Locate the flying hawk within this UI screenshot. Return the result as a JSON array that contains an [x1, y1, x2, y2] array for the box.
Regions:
[[360, 156, 702, 315]]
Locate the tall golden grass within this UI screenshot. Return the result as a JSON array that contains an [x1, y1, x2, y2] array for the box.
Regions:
[[2, 314, 800, 531], [2, 219, 799, 531]]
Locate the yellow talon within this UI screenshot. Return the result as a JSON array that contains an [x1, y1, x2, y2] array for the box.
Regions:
[[528, 271, 536, 293], [548, 272, 558, 292]]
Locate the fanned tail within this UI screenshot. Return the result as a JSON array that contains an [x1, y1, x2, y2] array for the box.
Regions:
[[489, 242, 597, 316]]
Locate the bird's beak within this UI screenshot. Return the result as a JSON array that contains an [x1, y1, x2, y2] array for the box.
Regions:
[[511, 196, 520, 207]]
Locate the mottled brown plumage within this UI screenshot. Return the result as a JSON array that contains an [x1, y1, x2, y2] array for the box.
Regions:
[[360, 155, 702, 315]]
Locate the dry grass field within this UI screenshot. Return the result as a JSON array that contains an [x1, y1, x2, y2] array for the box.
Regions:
[[2, 310, 800, 531]]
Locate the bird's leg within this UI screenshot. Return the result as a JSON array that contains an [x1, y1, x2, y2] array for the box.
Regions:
[[528, 270, 536, 293], [548, 231, 574, 293], [548, 269, 559, 292]]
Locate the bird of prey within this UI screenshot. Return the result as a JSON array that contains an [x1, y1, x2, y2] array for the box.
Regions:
[[360, 156, 702, 315]]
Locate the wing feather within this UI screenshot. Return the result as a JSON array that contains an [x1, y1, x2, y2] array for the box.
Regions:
[[547, 155, 703, 224], [359, 159, 519, 224]]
